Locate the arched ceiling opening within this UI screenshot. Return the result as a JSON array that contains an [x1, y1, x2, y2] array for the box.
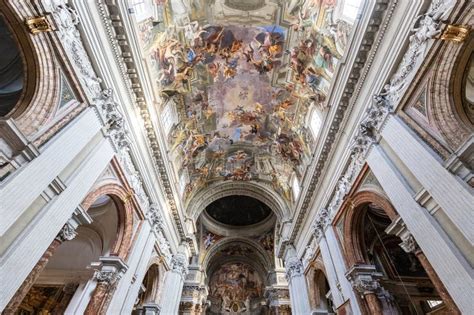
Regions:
[[205, 195, 272, 226], [127, 0, 363, 203]]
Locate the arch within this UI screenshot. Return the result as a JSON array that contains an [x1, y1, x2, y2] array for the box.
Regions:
[[428, 8, 474, 151], [202, 237, 273, 275], [342, 190, 398, 267], [186, 180, 291, 222], [0, 1, 61, 135], [81, 183, 134, 260], [138, 263, 161, 305]]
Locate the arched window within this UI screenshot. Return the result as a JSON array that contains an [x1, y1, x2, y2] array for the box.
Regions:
[[291, 174, 301, 201], [0, 14, 24, 117], [309, 108, 323, 139]]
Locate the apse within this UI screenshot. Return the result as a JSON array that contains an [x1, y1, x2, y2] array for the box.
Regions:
[[196, 195, 278, 314]]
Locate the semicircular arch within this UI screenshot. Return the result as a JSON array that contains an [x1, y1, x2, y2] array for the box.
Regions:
[[186, 181, 291, 222], [202, 237, 273, 276]]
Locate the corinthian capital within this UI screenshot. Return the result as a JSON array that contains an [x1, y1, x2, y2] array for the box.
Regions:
[[285, 258, 304, 281], [94, 270, 121, 286], [170, 252, 188, 278], [345, 264, 383, 296], [56, 222, 77, 243], [352, 277, 380, 295]]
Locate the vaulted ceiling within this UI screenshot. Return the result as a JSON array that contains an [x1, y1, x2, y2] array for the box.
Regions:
[[129, 0, 362, 204]]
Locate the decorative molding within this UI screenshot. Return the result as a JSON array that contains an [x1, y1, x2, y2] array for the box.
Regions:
[[25, 16, 53, 34], [297, 0, 456, 259], [440, 24, 471, 42], [380, 0, 455, 108], [147, 204, 165, 231], [43, 0, 177, 258], [91, 256, 128, 286], [399, 234, 418, 253], [170, 252, 189, 279], [285, 258, 304, 281], [284, 0, 396, 254], [345, 264, 383, 296], [94, 0, 188, 247], [93, 88, 130, 150], [55, 222, 77, 243], [311, 208, 330, 240], [94, 270, 121, 286], [385, 216, 419, 254]]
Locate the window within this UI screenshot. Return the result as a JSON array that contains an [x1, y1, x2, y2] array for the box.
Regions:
[[310, 109, 322, 138], [161, 101, 178, 136], [427, 300, 443, 309], [178, 170, 189, 196], [292, 175, 301, 201], [342, 0, 363, 22]]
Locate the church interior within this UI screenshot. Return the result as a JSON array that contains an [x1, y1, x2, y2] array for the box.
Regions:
[[0, 0, 472, 314]]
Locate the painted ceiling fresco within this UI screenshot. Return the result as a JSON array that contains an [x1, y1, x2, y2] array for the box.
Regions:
[[208, 262, 264, 314], [132, 0, 361, 202]]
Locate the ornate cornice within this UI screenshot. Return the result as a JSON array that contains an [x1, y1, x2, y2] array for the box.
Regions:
[[295, 0, 456, 260], [283, 0, 396, 255], [94, 0, 188, 248], [42, 0, 175, 257]]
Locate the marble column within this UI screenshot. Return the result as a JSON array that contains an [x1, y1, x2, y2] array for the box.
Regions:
[[367, 145, 473, 313], [318, 233, 345, 307], [345, 264, 396, 315], [2, 222, 77, 314], [386, 218, 461, 315], [159, 251, 189, 314], [284, 246, 312, 314], [84, 256, 128, 315], [382, 116, 474, 244], [323, 227, 363, 314]]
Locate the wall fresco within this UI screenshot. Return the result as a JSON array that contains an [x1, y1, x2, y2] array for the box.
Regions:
[[208, 262, 264, 314]]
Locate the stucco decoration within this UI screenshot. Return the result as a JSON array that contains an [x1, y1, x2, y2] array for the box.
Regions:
[[44, 0, 177, 255], [305, 0, 456, 250]]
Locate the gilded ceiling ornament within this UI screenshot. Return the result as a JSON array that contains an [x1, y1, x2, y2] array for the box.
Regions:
[[25, 16, 52, 34], [440, 25, 471, 42]]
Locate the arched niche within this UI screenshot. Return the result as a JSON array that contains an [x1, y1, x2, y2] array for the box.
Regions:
[[133, 260, 163, 313], [306, 265, 334, 314], [15, 194, 128, 315], [0, 14, 24, 116], [0, 2, 61, 135], [203, 238, 272, 315], [341, 191, 453, 314], [428, 9, 474, 151]]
